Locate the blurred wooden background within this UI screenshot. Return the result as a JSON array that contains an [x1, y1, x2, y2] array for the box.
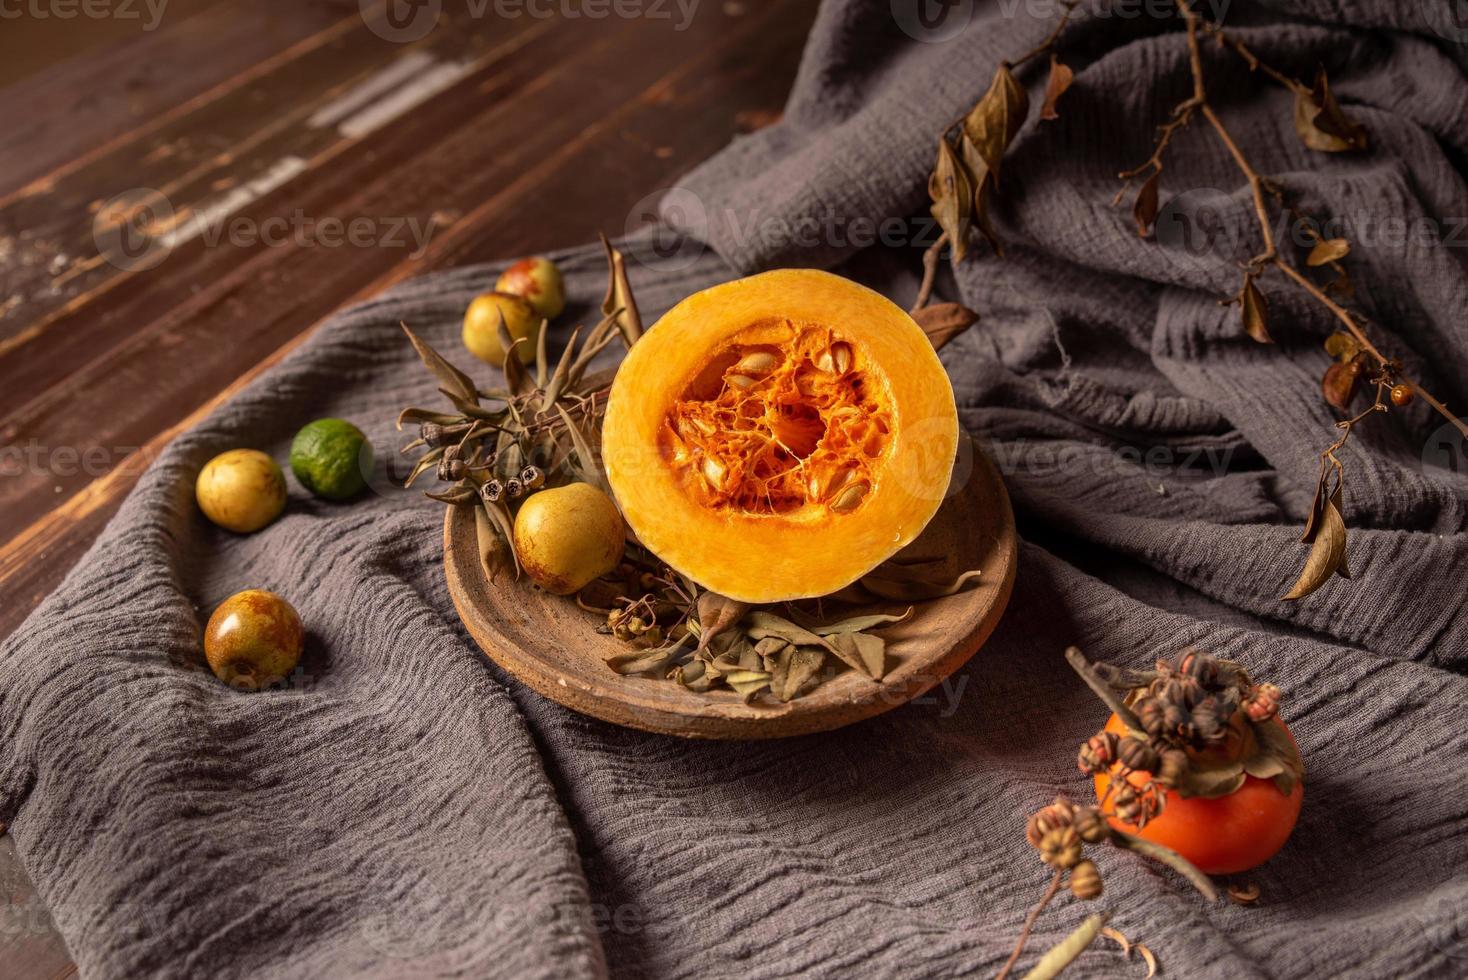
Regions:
[[0, 0, 816, 973]]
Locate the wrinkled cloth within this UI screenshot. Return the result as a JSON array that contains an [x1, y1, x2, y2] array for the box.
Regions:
[[4, 1, 1468, 977]]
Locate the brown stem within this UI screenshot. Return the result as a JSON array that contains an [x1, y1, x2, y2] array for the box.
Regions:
[[912, 231, 948, 313], [1169, 0, 1468, 441], [1005, 0, 1080, 71], [942, 0, 1080, 138], [994, 872, 1065, 980]]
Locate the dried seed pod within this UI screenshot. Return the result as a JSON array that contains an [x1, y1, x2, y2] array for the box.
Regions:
[[1179, 649, 1219, 688], [1070, 859, 1103, 900], [1390, 383, 1414, 407], [1038, 827, 1083, 870], [1191, 696, 1226, 743], [505, 478, 525, 499], [1117, 736, 1159, 775], [1132, 696, 1167, 739], [420, 422, 447, 447], [519, 465, 546, 490], [1077, 731, 1120, 774], [438, 456, 465, 482], [626, 616, 648, 636], [1025, 798, 1076, 848], [1073, 806, 1109, 844], [638, 625, 664, 647], [1244, 682, 1282, 723], [483, 480, 506, 503]]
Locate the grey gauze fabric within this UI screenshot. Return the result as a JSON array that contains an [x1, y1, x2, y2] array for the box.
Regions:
[[4, 1, 1468, 977]]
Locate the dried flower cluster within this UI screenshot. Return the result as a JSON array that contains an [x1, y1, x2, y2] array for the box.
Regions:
[[397, 237, 642, 578]]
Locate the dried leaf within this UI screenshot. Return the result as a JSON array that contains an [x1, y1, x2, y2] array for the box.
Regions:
[[1307, 237, 1350, 266], [1110, 828, 1219, 902], [959, 136, 1004, 256], [397, 407, 464, 430], [963, 63, 1029, 188], [790, 606, 914, 636], [474, 500, 516, 582], [723, 669, 772, 699], [1281, 488, 1347, 600], [694, 592, 750, 652], [1132, 171, 1160, 238], [479, 497, 520, 578], [1039, 55, 1074, 121], [859, 568, 982, 601], [912, 302, 979, 351], [1320, 361, 1362, 410], [403, 446, 445, 488], [1299, 476, 1330, 544], [1248, 716, 1305, 796], [540, 325, 581, 407], [1322, 330, 1359, 361], [425, 482, 480, 505], [1293, 69, 1368, 153], [600, 233, 644, 348], [781, 647, 826, 701], [403, 324, 479, 407], [606, 641, 688, 676], [929, 138, 973, 265], [1021, 913, 1108, 980], [1242, 276, 1273, 344], [742, 611, 837, 655], [554, 403, 610, 494]]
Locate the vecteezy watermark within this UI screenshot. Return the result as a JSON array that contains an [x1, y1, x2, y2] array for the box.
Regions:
[[362, 0, 700, 43], [92, 187, 438, 271], [890, 0, 975, 43], [1422, 418, 1468, 496], [625, 186, 944, 271], [891, 0, 1236, 43], [0, 0, 167, 30]]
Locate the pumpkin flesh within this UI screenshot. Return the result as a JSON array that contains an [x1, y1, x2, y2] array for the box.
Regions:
[[603, 269, 957, 603]]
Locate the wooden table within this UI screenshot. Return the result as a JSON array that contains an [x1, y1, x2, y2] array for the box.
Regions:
[[0, 1, 816, 972]]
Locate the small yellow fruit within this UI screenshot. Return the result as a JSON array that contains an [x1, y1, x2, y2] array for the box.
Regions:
[[463, 291, 541, 366], [196, 449, 287, 533], [203, 589, 304, 690], [495, 256, 566, 320], [513, 482, 626, 595]]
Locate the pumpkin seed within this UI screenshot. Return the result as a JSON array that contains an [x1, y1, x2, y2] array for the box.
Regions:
[[702, 457, 727, 488], [727, 374, 757, 389], [735, 351, 780, 374], [832, 342, 853, 373], [830, 480, 869, 512]]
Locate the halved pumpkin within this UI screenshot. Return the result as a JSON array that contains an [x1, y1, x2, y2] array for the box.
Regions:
[[602, 269, 958, 603]]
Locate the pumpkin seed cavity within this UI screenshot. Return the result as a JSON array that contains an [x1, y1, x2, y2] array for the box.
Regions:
[[663, 321, 892, 515]]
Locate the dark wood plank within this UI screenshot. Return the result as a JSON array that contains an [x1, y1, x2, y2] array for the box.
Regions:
[[0, 0, 347, 196]]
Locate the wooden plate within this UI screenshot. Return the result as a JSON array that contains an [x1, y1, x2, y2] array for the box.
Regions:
[[444, 440, 1018, 739]]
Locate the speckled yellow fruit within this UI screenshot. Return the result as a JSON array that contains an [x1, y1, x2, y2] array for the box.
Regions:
[[463, 291, 541, 366], [203, 589, 304, 690], [495, 256, 566, 320], [513, 482, 626, 595], [195, 449, 287, 533]]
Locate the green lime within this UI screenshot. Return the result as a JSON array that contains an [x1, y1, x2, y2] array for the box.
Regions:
[[290, 418, 372, 500]]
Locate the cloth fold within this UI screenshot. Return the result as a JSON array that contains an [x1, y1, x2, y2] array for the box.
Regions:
[[4, 1, 1468, 976]]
